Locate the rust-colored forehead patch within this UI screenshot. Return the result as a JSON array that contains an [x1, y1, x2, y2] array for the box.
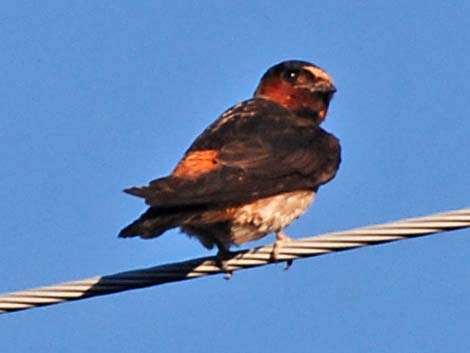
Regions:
[[172, 150, 220, 178]]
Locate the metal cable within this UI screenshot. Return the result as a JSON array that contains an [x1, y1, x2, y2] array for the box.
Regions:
[[1, 208, 469, 314]]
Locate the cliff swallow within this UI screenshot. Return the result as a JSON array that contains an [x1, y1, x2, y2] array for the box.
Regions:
[[120, 60, 341, 267]]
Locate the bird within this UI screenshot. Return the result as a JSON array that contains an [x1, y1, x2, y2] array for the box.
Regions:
[[119, 60, 341, 264]]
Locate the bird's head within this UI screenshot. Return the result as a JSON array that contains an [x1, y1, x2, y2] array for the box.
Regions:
[[254, 60, 336, 123]]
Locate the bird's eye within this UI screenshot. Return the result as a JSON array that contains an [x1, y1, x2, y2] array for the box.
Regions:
[[285, 69, 300, 83], [284, 69, 316, 85]]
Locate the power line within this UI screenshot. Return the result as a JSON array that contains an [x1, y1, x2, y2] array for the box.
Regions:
[[1, 208, 469, 314]]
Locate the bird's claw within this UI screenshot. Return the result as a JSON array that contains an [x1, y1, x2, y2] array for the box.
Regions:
[[271, 231, 294, 270], [284, 259, 293, 270], [216, 248, 235, 280]]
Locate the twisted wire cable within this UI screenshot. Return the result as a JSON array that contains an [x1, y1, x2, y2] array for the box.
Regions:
[[1, 208, 469, 314]]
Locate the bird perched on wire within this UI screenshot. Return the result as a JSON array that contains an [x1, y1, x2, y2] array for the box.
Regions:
[[119, 60, 341, 264]]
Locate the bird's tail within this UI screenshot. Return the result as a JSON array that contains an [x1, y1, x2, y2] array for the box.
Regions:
[[119, 207, 174, 239], [118, 219, 164, 238], [118, 206, 205, 239]]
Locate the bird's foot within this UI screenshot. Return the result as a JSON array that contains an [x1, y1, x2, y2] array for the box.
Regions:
[[271, 231, 294, 270], [216, 247, 235, 280]]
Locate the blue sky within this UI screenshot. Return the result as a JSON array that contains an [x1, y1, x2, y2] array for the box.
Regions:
[[1, 2, 469, 352]]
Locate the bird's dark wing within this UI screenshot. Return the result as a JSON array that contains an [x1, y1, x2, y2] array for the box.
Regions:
[[125, 98, 341, 208]]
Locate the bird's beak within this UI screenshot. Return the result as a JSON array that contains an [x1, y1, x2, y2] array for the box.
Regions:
[[311, 81, 337, 95]]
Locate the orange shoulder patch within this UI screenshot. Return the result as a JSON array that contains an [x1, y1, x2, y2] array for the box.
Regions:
[[172, 150, 220, 177]]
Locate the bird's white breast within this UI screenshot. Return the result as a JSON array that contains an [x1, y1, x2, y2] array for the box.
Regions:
[[230, 190, 316, 245]]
